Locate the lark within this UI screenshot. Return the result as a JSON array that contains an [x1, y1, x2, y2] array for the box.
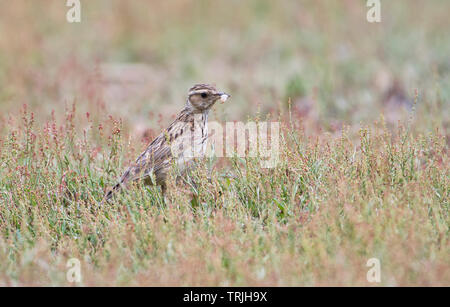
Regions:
[[103, 84, 230, 201]]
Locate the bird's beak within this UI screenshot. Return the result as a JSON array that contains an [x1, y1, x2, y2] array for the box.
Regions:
[[218, 92, 231, 103]]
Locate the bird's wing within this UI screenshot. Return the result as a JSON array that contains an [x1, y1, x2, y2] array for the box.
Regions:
[[103, 111, 194, 201], [118, 114, 194, 186], [118, 134, 171, 186]]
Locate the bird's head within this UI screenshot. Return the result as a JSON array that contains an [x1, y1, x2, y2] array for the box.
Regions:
[[186, 83, 230, 112]]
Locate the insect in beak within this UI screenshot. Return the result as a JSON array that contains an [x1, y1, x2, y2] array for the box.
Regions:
[[218, 93, 230, 103]]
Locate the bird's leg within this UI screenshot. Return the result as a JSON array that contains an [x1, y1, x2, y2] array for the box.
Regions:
[[160, 183, 169, 204], [160, 183, 167, 195]]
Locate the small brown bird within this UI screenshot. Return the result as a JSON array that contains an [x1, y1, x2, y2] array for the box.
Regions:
[[103, 84, 230, 201]]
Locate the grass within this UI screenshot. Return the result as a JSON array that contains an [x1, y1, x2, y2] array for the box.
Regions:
[[0, 104, 447, 286], [0, 1, 449, 286]]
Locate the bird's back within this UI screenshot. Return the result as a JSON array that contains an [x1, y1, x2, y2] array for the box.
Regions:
[[103, 108, 208, 201]]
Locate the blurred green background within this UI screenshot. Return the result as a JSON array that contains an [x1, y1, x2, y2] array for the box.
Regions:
[[0, 0, 448, 134]]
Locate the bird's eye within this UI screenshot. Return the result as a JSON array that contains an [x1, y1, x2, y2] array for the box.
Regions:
[[201, 93, 208, 98]]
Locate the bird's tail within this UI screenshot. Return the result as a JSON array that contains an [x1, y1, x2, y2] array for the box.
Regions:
[[100, 165, 136, 205], [100, 182, 122, 205]]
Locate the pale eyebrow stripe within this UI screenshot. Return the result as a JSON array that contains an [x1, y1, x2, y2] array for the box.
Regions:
[[189, 89, 210, 96]]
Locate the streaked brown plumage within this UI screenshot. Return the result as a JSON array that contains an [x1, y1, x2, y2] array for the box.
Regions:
[[103, 84, 230, 202]]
